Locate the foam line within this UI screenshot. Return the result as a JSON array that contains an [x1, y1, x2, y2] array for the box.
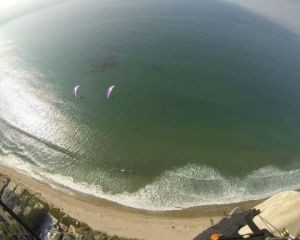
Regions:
[[0, 154, 299, 211]]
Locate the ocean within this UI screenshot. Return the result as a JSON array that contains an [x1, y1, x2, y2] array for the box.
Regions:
[[0, 0, 300, 210]]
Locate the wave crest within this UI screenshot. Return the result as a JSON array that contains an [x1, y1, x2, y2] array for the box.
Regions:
[[0, 154, 299, 211]]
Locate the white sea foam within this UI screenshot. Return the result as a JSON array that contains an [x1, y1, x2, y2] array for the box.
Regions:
[[0, 154, 299, 211]]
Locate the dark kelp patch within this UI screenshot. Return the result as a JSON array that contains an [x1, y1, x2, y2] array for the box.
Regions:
[[90, 55, 119, 73]]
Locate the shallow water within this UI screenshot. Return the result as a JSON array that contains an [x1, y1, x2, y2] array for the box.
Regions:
[[0, 0, 300, 210]]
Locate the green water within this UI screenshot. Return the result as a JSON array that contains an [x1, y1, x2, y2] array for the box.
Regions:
[[0, 0, 300, 209]]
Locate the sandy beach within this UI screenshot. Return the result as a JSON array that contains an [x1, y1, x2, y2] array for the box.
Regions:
[[1, 164, 299, 239], [0, 164, 260, 240]]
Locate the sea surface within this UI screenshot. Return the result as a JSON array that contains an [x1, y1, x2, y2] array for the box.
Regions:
[[0, 0, 300, 210]]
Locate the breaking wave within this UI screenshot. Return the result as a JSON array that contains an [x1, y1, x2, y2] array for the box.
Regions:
[[0, 118, 299, 210], [0, 153, 299, 211]]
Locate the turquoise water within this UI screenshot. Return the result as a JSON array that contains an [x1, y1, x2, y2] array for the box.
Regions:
[[0, 0, 300, 210]]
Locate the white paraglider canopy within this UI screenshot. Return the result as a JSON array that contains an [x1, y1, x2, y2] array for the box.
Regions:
[[73, 85, 80, 98], [106, 85, 115, 99]]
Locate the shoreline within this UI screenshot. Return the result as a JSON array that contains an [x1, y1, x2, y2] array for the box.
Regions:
[[0, 164, 259, 240]]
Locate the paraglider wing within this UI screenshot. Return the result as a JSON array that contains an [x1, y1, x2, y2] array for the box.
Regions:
[[73, 85, 80, 98], [106, 85, 115, 99]]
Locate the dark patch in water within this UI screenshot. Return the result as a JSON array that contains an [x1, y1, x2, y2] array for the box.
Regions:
[[90, 55, 119, 73], [151, 64, 163, 72]]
